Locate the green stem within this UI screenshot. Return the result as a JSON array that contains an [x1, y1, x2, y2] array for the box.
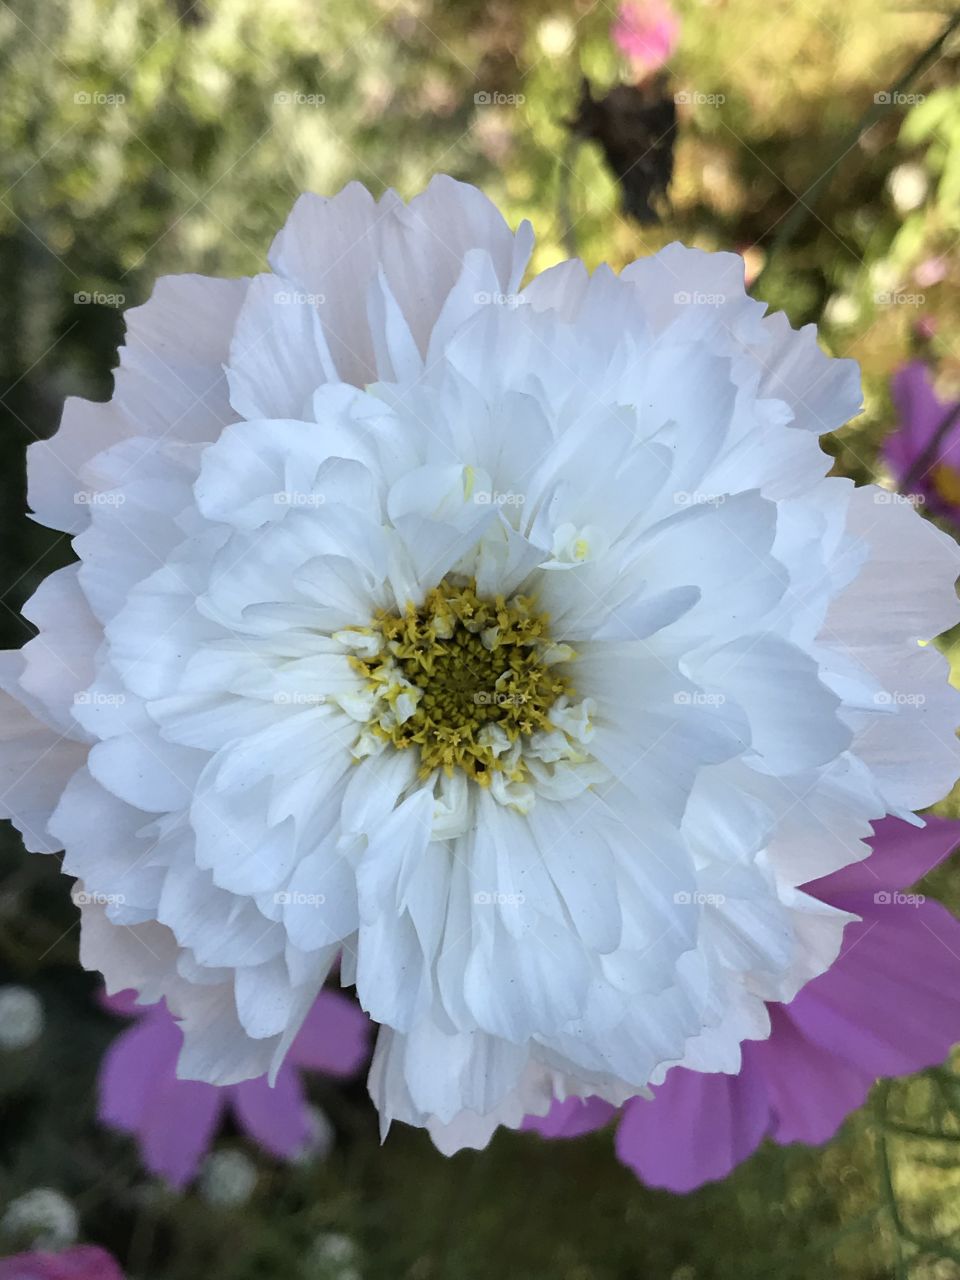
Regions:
[[876, 1081, 911, 1280], [558, 134, 580, 259]]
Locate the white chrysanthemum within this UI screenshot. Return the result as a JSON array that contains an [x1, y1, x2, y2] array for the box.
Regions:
[[2, 178, 959, 1153]]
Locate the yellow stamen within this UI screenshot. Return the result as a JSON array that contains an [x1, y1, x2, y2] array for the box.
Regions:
[[350, 579, 575, 783]]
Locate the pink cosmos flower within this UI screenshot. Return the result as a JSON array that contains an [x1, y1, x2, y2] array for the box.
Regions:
[[915, 315, 938, 345], [98, 988, 370, 1187], [611, 0, 680, 74], [0, 1247, 124, 1280], [527, 816, 960, 1192], [885, 362, 960, 523], [914, 257, 947, 289]]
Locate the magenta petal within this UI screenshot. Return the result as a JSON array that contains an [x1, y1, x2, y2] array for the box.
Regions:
[[231, 1065, 311, 1160], [611, 0, 680, 69], [0, 1254, 51, 1280], [523, 1096, 616, 1139], [787, 900, 960, 1081], [289, 989, 371, 1077], [138, 1074, 224, 1188], [0, 1247, 126, 1280], [97, 1008, 182, 1132], [886, 361, 948, 471], [103, 1003, 224, 1187], [884, 361, 960, 513], [98, 987, 151, 1019], [752, 1005, 874, 1147], [614, 1056, 772, 1193], [805, 815, 960, 902]]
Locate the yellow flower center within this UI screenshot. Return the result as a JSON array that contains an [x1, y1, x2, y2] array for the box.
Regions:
[[350, 579, 575, 784]]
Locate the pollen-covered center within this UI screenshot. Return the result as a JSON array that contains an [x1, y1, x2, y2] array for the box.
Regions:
[[349, 579, 575, 784]]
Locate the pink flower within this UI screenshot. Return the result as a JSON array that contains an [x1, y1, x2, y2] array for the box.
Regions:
[[611, 0, 680, 74], [0, 1247, 124, 1280], [884, 362, 960, 523], [98, 989, 371, 1187], [527, 816, 960, 1192], [914, 315, 938, 344], [914, 257, 947, 288]]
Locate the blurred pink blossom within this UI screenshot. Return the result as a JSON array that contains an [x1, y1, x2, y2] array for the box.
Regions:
[[914, 256, 947, 288], [526, 817, 960, 1192], [885, 361, 960, 522], [98, 988, 371, 1187], [611, 0, 680, 74], [0, 1247, 124, 1280], [914, 314, 938, 344]]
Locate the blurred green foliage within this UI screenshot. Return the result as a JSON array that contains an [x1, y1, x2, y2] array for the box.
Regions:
[[2, 0, 960, 1276]]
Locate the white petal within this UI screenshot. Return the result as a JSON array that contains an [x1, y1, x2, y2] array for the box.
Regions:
[[226, 272, 336, 419], [0, 690, 86, 852]]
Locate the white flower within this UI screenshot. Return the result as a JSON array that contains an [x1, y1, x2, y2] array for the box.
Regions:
[[1, 1188, 78, 1249], [293, 1105, 336, 1165], [198, 1150, 258, 1207], [887, 162, 929, 214], [308, 1232, 361, 1280], [2, 178, 958, 1153], [0, 985, 44, 1050]]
